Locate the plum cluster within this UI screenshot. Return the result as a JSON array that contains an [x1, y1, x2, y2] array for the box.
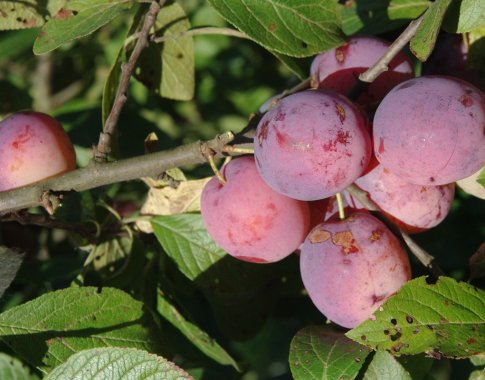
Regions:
[[201, 35, 485, 328]]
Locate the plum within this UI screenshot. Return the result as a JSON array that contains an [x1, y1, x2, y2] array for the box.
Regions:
[[374, 76, 485, 185], [348, 164, 455, 233], [0, 111, 76, 191], [254, 90, 372, 201], [300, 212, 411, 328], [310, 36, 414, 106], [201, 156, 310, 263]]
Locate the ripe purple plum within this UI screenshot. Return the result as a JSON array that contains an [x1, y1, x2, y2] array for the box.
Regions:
[[310, 36, 414, 106], [374, 76, 485, 185], [300, 212, 411, 328], [201, 156, 310, 263], [0, 111, 76, 191], [348, 164, 455, 233], [254, 90, 372, 201]]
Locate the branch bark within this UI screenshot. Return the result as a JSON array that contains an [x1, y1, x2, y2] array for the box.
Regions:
[[359, 12, 425, 83], [94, 0, 164, 162], [0, 133, 234, 215]]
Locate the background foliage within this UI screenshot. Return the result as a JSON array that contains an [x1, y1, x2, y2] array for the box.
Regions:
[[0, 0, 484, 379]]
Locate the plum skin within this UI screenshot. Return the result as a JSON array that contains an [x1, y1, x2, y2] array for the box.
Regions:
[[310, 36, 414, 105], [254, 90, 371, 201], [349, 164, 455, 233], [374, 75, 485, 185], [300, 212, 411, 329], [200, 156, 310, 263], [0, 111, 76, 191]]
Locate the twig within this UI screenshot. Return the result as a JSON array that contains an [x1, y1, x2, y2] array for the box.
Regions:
[[0, 132, 234, 215], [94, 1, 164, 162], [153, 26, 249, 44], [346, 184, 444, 277], [359, 13, 426, 83], [31, 52, 53, 113]]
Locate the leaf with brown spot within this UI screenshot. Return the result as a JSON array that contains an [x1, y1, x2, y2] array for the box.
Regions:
[[347, 276, 485, 358]]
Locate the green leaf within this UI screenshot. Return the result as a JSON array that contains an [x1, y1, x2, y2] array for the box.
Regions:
[[340, 0, 428, 36], [44, 347, 194, 380], [0, 1, 67, 30], [410, 0, 453, 62], [0, 29, 39, 60], [471, 353, 485, 366], [470, 369, 485, 380], [346, 276, 485, 358], [289, 325, 371, 380], [0, 352, 39, 380], [443, 0, 485, 33], [397, 355, 434, 380], [206, 0, 345, 57], [152, 214, 282, 340], [33, 0, 134, 55], [0, 287, 160, 372], [478, 166, 485, 188], [0, 246, 24, 299], [363, 351, 412, 380], [156, 291, 240, 370], [270, 51, 307, 80], [135, 2, 194, 100]]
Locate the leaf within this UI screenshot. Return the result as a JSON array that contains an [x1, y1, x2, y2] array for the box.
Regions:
[[443, 0, 485, 33], [340, 0, 428, 36], [471, 353, 485, 366], [0, 29, 39, 61], [289, 325, 371, 380], [478, 166, 485, 188], [470, 369, 485, 380], [156, 291, 240, 370], [0, 287, 160, 372], [363, 351, 412, 380], [0, 352, 39, 380], [410, 0, 453, 62], [33, 0, 134, 55], [135, 2, 194, 100], [137, 178, 210, 233], [44, 347, 194, 380], [0, 246, 24, 299], [206, 0, 345, 57], [151, 214, 282, 340], [0, 1, 52, 30], [83, 231, 133, 272], [397, 354, 434, 380], [270, 51, 307, 80], [346, 276, 485, 358]]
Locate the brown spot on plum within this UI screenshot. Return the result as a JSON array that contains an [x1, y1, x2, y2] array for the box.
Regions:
[[335, 103, 346, 123], [275, 112, 286, 121], [258, 121, 269, 146], [336, 130, 351, 145], [309, 229, 331, 243], [369, 229, 382, 241], [332, 231, 359, 254], [420, 186, 427, 193], [268, 22, 276, 31], [378, 137, 385, 154], [335, 43, 349, 63], [275, 129, 291, 149], [342, 258, 351, 265], [267, 203, 276, 211], [372, 294, 386, 304], [11, 125, 32, 150], [429, 177, 435, 183], [459, 94, 474, 107], [406, 315, 414, 324]]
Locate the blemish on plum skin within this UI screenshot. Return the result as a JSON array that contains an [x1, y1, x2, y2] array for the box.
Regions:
[[369, 229, 382, 241], [236, 255, 268, 263], [336, 130, 351, 145], [372, 294, 386, 304], [335, 103, 346, 123], [459, 94, 473, 107], [378, 138, 385, 154], [309, 229, 331, 244], [258, 121, 269, 146], [275, 112, 286, 122], [331, 231, 360, 254], [335, 43, 349, 63], [266, 203, 276, 211]]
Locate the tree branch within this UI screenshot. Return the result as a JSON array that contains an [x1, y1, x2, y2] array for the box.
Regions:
[[0, 132, 234, 215], [94, 0, 164, 162], [359, 12, 425, 83]]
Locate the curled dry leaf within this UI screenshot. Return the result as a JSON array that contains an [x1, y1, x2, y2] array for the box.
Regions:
[[136, 177, 211, 233]]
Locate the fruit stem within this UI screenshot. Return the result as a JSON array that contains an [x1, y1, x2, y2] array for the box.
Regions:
[[207, 153, 226, 185], [336, 192, 346, 220], [222, 145, 254, 155]]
